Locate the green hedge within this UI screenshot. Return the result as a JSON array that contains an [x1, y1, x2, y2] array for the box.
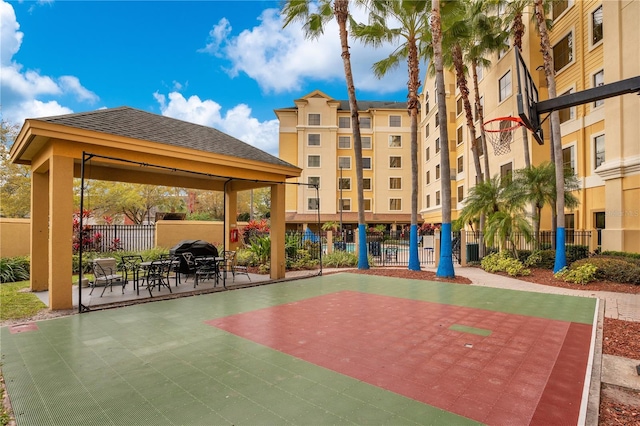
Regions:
[[572, 256, 640, 284]]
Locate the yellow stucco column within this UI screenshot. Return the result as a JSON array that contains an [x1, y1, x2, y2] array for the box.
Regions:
[[30, 169, 49, 291], [48, 155, 74, 310], [270, 183, 286, 280], [601, 178, 624, 252], [224, 188, 238, 251]]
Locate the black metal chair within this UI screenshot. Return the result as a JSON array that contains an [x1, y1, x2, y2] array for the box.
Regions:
[[144, 259, 172, 296], [91, 258, 126, 297], [226, 250, 250, 282], [194, 256, 219, 287], [121, 255, 143, 293]]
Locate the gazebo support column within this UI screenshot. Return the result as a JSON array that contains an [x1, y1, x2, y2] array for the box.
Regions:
[[48, 155, 74, 310], [224, 189, 238, 251], [270, 183, 286, 280], [30, 169, 49, 292]]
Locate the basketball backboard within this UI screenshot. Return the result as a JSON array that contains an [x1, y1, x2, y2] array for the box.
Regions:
[[515, 49, 544, 145]]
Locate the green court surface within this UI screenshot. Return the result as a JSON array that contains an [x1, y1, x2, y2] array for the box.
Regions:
[[1, 273, 597, 425]]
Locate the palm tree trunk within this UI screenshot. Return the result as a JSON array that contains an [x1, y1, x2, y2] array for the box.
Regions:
[[534, 0, 565, 271], [408, 33, 421, 270], [334, 0, 368, 269], [431, 0, 454, 278]]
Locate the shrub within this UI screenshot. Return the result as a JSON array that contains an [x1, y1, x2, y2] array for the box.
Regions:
[[322, 251, 358, 268], [601, 251, 640, 260], [236, 248, 257, 266], [0, 256, 30, 283], [566, 245, 590, 263], [523, 250, 543, 267], [481, 251, 530, 277], [572, 256, 640, 284], [554, 264, 597, 285], [516, 250, 532, 264]]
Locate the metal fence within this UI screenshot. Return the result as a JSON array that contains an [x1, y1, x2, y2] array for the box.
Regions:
[[90, 224, 156, 252], [463, 230, 592, 262]]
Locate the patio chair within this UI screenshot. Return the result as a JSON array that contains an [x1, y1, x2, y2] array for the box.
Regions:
[[121, 255, 143, 292], [181, 252, 199, 287], [227, 250, 250, 282], [144, 259, 173, 296], [194, 256, 220, 287], [91, 258, 126, 297]]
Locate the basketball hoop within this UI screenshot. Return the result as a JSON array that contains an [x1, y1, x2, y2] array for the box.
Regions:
[[482, 116, 525, 155]]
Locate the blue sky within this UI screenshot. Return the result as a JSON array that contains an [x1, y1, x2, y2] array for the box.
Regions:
[[2, 0, 414, 155]]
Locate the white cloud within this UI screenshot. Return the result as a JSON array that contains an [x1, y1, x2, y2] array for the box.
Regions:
[[202, 7, 407, 95], [0, 0, 98, 123], [154, 91, 280, 156]]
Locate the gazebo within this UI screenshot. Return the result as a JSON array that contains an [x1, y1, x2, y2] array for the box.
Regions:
[[9, 107, 301, 310]]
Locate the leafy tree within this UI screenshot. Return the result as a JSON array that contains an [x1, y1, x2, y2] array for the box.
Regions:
[[430, 0, 455, 277], [0, 121, 30, 218], [352, 0, 431, 270], [282, 0, 369, 269]]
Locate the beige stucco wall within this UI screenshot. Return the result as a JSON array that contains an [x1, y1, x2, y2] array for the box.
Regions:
[[0, 218, 31, 258]]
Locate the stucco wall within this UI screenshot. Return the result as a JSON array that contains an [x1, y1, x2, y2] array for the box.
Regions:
[[155, 220, 225, 249], [0, 219, 31, 258]]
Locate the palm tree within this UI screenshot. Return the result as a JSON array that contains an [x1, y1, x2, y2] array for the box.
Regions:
[[282, 0, 369, 269], [352, 0, 431, 271], [510, 162, 580, 241], [533, 0, 566, 272], [430, 0, 455, 277]]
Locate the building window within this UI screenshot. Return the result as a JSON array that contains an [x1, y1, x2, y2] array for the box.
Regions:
[[435, 164, 441, 180], [435, 112, 439, 127], [308, 155, 320, 168], [426, 170, 431, 185], [553, 32, 573, 72], [338, 156, 351, 169], [435, 138, 440, 154], [552, 0, 570, 20], [390, 199, 402, 211], [308, 198, 319, 210], [457, 185, 464, 202], [340, 199, 351, 211], [457, 156, 464, 174], [389, 135, 402, 148], [457, 126, 463, 145], [436, 191, 441, 206], [338, 136, 351, 149], [425, 123, 430, 138], [389, 156, 402, 168], [563, 146, 575, 174], [308, 134, 320, 146], [498, 119, 514, 145], [308, 114, 320, 126], [426, 194, 431, 208], [593, 70, 604, 107], [500, 162, 513, 182], [363, 178, 372, 190], [456, 97, 463, 116], [308, 176, 320, 189], [362, 157, 372, 169], [360, 117, 371, 129], [592, 5, 603, 45], [499, 71, 512, 102], [426, 146, 430, 162], [476, 136, 484, 157], [361, 136, 372, 149], [339, 117, 350, 128], [559, 89, 575, 123], [389, 115, 401, 127], [477, 64, 483, 81], [498, 36, 510, 59], [594, 135, 605, 169], [389, 177, 402, 190], [364, 199, 372, 211], [338, 177, 351, 190]]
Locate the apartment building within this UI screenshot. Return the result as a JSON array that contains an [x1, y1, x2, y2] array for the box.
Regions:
[[275, 90, 415, 234], [421, 0, 639, 253]]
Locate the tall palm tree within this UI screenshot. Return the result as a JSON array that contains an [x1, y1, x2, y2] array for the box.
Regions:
[[533, 0, 565, 272], [282, 0, 369, 269], [430, 0, 455, 277], [352, 0, 431, 271]]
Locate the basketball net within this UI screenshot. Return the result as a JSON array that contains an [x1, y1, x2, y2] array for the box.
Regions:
[[482, 117, 525, 156]]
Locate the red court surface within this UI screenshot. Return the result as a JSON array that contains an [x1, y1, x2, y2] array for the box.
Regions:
[[207, 290, 592, 425]]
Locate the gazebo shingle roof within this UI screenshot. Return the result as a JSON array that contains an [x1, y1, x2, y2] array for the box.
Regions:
[[35, 106, 295, 168]]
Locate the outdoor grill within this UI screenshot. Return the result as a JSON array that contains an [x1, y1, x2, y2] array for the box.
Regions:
[[169, 240, 219, 273]]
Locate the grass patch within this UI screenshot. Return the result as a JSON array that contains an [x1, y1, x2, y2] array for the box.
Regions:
[[0, 280, 47, 321]]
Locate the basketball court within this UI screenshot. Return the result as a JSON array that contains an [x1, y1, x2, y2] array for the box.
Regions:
[[1, 273, 598, 425]]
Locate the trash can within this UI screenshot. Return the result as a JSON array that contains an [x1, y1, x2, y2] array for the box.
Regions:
[[369, 241, 381, 256], [466, 243, 479, 262]]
